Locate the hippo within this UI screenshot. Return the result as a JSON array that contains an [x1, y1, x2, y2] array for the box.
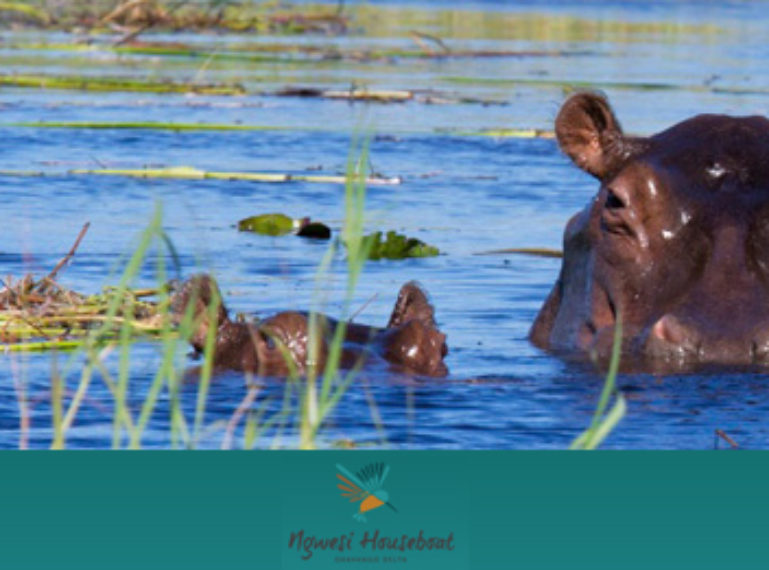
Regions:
[[171, 275, 448, 377], [530, 91, 769, 371]]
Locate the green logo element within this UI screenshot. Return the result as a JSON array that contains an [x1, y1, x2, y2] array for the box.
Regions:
[[336, 462, 398, 522]]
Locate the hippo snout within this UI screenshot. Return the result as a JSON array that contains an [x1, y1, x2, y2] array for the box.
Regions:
[[643, 313, 769, 366]]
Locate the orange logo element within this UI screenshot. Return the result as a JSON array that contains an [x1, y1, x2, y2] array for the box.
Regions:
[[336, 462, 398, 522]]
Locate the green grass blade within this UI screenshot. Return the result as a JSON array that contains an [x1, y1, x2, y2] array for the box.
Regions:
[[584, 394, 627, 450], [50, 358, 64, 450], [570, 315, 626, 450], [192, 285, 221, 447]]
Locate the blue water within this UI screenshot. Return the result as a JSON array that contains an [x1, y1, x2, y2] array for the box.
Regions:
[[1, 1, 768, 449]]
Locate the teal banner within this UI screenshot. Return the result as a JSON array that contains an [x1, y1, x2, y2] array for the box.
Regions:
[[0, 452, 765, 569]]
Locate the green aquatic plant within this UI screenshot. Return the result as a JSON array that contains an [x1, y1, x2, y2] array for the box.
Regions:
[[298, 137, 374, 449], [237, 213, 296, 236], [237, 213, 332, 239], [0, 225, 173, 352], [11, 39, 589, 63], [0, 2, 50, 24], [5, 122, 557, 140], [10, 121, 293, 132], [362, 230, 440, 260], [0, 73, 246, 95], [570, 316, 627, 450], [442, 76, 769, 98]]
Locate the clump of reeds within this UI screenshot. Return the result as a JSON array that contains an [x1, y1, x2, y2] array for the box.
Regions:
[[0, 222, 170, 352]]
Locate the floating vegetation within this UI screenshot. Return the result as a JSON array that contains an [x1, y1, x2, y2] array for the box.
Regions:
[[277, 86, 414, 103], [442, 76, 769, 97], [439, 128, 556, 139], [11, 41, 319, 66], [0, 2, 50, 24], [0, 73, 246, 95], [237, 218, 438, 256], [237, 213, 331, 240], [361, 231, 440, 260], [474, 247, 563, 258], [0, 73, 505, 105], [7, 121, 292, 132], [0, 223, 168, 352], [238, 213, 296, 236], [0, 284, 165, 351], [69, 166, 402, 186], [6, 121, 557, 139], [276, 86, 506, 105], [474, 129, 555, 139], [122, 43, 588, 62], [11, 38, 592, 65]]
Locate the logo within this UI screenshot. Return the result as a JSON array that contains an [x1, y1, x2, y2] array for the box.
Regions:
[[336, 462, 398, 522], [285, 462, 457, 563]]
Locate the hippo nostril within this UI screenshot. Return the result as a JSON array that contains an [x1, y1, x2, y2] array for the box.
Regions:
[[651, 314, 689, 345], [604, 189, 626, 209], [647, 314, 702, 364]]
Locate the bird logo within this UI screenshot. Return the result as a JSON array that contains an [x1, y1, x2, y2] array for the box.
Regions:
[[336, 462, 398, 522]]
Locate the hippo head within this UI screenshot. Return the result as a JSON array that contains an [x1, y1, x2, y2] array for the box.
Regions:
[[530, 92, 769, 370]]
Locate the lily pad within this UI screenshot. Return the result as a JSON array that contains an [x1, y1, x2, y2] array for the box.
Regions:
[[363, 231, 440, 260], [237, 214, 332, 240], [237, 213, 295, 236]]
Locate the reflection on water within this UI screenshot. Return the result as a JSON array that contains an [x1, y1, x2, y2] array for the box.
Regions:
[[1, 1, 768, 449]]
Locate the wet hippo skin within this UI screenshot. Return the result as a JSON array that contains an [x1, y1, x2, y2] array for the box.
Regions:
[[531, 91, 769, 371], [172, 274, 448, 377]]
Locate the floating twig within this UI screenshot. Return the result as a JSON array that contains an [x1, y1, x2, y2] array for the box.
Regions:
[[714, 429, 739, 449], [46, 222, 90, 282], [409, 30, 450, 55], [474, 247, 563, 258], [349, 293, 378, 323]]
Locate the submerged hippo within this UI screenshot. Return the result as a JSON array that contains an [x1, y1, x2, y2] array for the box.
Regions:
[[531, 91, 769, 370], [172, 275, 448, 377]]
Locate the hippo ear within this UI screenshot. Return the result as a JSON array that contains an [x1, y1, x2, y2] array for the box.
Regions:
[[555, 92, 625, 180]]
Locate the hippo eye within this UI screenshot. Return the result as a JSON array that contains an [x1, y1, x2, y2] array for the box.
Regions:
[[604, 189, 625, 209]]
